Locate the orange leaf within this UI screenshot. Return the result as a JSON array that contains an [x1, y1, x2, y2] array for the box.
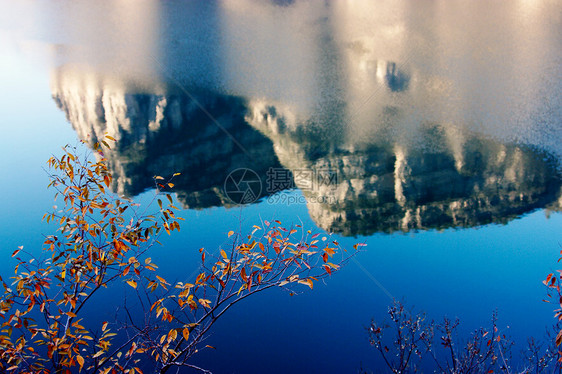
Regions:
[[127, 280, 137, 289], [324, 246, 335, 256], [156, 275, 168, 284]]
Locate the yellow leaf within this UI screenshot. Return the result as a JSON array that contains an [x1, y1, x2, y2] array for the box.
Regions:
[[102, 321, 108, 331], [300, 279, 313, 289], [167, 329, 177, 343], [220, 249, 228, 259], [199, 299, 211, 309], [77, 355, 84, 371], [237, 284, 246, 295], [127, 280, 137, 289], [182, 328, 190, 341], [228, 230, 234, 237]]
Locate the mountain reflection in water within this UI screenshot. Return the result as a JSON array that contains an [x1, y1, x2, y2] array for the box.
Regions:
[[43, 0, 562, 235], [51, 70, 562, 236]]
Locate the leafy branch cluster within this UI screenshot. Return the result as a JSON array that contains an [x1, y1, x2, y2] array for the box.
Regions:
[[0, 136, 355, 374], [146, 220, 351, 373], [543, 247, 562, 367], [365, 301, 561, 374]]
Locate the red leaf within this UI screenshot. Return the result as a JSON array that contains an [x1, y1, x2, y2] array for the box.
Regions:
[[556, 330, 562, 346]]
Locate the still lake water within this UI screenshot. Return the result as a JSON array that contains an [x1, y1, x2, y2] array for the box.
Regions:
[[1, 0, 562, 372]]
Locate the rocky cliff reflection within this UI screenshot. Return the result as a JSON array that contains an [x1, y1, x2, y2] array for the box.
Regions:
[[52, 72, 562, 235], [51, 72, 283, 208], [247, 101, 562, 235]]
